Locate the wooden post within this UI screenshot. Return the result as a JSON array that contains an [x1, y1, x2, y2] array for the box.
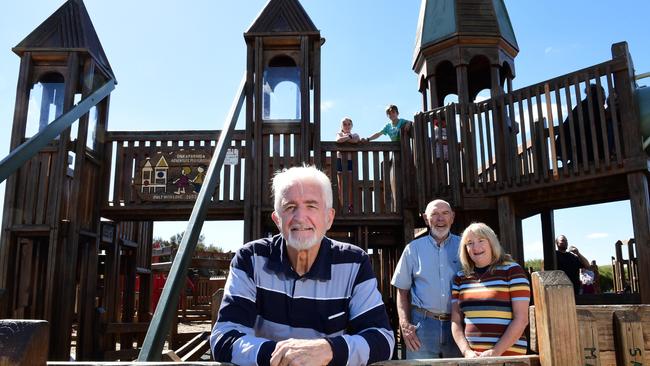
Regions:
[[541, 209, 556, 270], [0, 320, 49, 366], [531, 270, 583, 365], [498, 196, 520, 264], [627, 172, 650, 303], [577, 309, 601, 366], [613, 311, 645, 365]]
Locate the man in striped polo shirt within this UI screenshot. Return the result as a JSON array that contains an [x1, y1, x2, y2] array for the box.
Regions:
[[211, 166, 394, 366]]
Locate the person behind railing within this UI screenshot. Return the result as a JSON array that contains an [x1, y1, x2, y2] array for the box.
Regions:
[[335, 117, 360, 213], [391, 199, 462, 359], [361, 105, 412, 211], [210, 166, 394, 366], [555, 235, 590, 295], [556, 84, 608, 165], [451, 222, 530, 357]]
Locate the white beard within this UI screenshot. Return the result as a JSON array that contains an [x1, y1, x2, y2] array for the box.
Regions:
[[286, 232, 320, 251], [431, 227, 450, 241]]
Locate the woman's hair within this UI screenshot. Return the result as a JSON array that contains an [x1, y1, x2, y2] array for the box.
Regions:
[[340, 117, 353, 131], [459, 222, 513, 274], [272, 165, 333, 212]]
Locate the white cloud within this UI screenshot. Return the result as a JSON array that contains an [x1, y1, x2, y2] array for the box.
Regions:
[[586, 232, 608, 239], [545, 46, 553, 55], [321, 100, 335, 112]]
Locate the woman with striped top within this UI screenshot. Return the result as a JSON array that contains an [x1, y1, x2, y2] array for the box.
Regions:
[[451, 222, 530, 357]]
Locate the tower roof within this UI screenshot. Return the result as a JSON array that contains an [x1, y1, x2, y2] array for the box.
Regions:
[[245, 0, 318, 37], [13, 0, 115, 80], [414, 0, 518, 63]]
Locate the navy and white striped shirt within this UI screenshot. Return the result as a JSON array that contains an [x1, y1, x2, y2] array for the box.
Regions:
[[210, 235, 395, 366]]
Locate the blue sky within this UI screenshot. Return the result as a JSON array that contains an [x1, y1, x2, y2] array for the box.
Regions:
[[1, 1, 649, 266]]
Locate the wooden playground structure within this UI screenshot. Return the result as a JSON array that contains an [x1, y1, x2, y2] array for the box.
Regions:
[[1, 0, 650, 364]]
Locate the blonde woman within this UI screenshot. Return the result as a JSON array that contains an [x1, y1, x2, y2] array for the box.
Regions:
[[451, 223, 530, 357], [335, 117, 359, 212]]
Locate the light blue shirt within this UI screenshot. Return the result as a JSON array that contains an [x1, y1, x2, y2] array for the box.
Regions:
[[391, 233, 461, 313], [381, 118, 409, 141]]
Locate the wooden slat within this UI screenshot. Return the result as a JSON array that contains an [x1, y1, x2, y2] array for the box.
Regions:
[[564, 78, 580, 175], [475, 104, 488, 190], [233, 141, 242, 203], [614, 310, 645, 365], [534, 87, 549, 180], [362, 151, 371, 214], [595, 75, 611, 168], [351, 151, 360, 215], [573, 75, 590, 173], [526, 88, 540, 182], [577, 309, 601, 366], [605, 67, 622, 165], [222, 164, 231, 203], [544, 83, 559, 178], [382, 151, 391, 213], [584, 74, 602, 171], [516, 94, 530, 180], [553, 86, 569, 177], [483, 106, 495, 186], [372, 151, 382, 214]]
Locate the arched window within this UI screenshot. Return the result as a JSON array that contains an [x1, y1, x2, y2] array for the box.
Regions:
[[263, 55, 301, 121], [25, 72, 65, 137]]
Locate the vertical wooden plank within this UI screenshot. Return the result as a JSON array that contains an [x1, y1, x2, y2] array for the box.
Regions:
[[382, 151, 392, 213], [627, 172, 650, 303], [341, 151, 350, 214], [233, 140, 242, 203], [535, 87, 549, 180], [428, 112, 439, 195], [564, 78, 580, 175], [544, 83, 559, 178], [532, 271, 583, 365], [611, 42, 643, 159], [283, 134, 291, 170], [527, 88, 541, 182], [329, 150, 340, 212], [372, 152, 381, 214], [613, 311, 645, 366], [583, 75, 602, 171], [483, 106, 495, 185], [540, 209, 557, 271], [573, 75, 590, 173], [272, 134, 281, 174], [393, 149, 402, 214], [517, 93, 531, 180], [475, 104, 488, 190], [605, 67, 622, 165], [507, 92, 522, 185], [460, 104, 472, 192], [351, 151, 359, 215], [445, 106, 462, 206], [223, 164, 231, 203], [553, 87, 569, 177], [468, 104, 479, 192], [577, 309, 601, 366], [262, 134, 271, 207], [594, 75, 611, 168], [362, 151, 370, 214]]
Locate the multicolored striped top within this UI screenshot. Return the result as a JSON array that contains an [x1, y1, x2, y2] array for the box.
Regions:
[[451, 262, 530, 356]]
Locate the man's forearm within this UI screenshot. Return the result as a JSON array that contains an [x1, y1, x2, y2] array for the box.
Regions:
[[396, 288, 411, 324]]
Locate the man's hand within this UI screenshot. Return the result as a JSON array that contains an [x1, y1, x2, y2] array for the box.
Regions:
[[400, 321, 421, 352], [270, 338, 333, 366]]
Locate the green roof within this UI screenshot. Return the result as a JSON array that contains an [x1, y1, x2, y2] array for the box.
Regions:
[[414, 0, 518, 58]]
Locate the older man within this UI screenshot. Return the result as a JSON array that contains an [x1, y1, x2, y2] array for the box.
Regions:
[[391, 199, 462, 359], [211, 166, 394, 366], [555, 235, 590, 295]]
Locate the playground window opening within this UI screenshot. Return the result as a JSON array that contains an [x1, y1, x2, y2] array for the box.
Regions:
[[263, 55, 301, 121], [25, 72, 65, 138]]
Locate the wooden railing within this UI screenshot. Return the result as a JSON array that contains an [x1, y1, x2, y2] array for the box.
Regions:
[[101, 129, 407, 219], [101, 130, 247, 219], [320, 141, 403, 217], [413, 45, 645, 207]]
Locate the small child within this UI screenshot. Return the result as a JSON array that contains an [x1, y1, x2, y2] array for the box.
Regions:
[[335, 117, 359, 213], [363, 104, 412, 142]]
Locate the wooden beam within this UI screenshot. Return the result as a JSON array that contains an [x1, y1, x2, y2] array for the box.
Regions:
[[497, 196, 519, 262], [540, 209, 556, 270], [626, 172, 650, 303], [531, 270, 582, 365]]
